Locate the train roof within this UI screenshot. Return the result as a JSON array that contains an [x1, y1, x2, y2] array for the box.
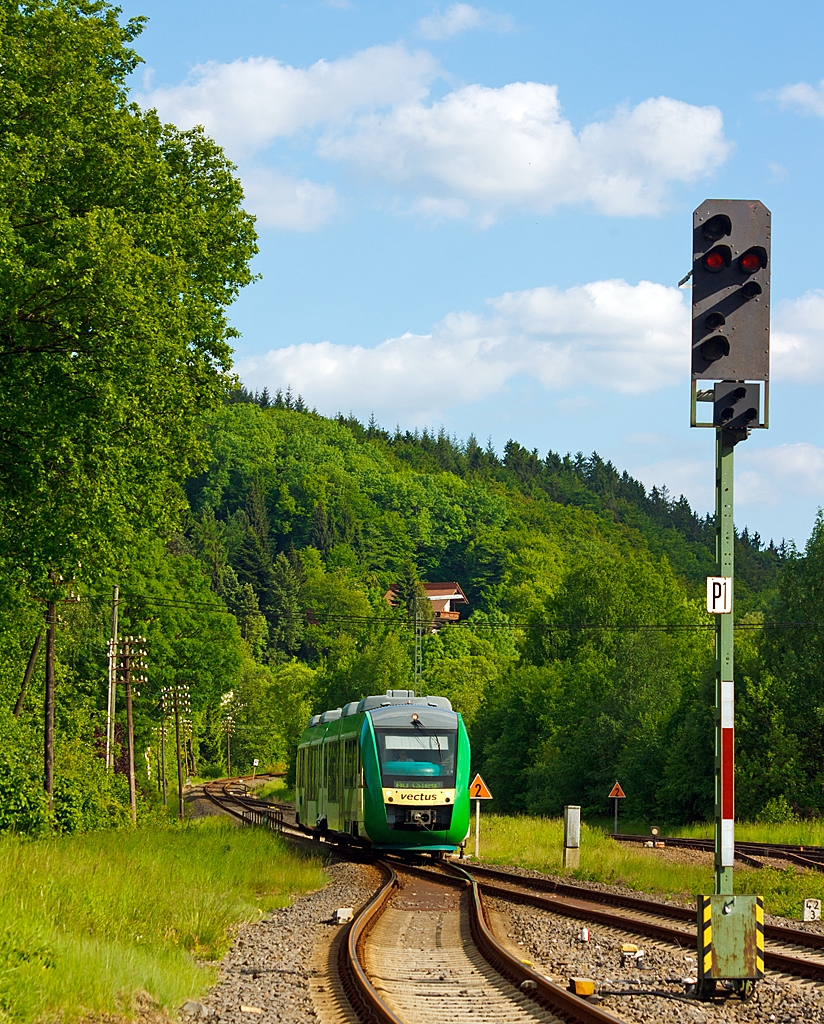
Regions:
[[304, 690, 453, 729]]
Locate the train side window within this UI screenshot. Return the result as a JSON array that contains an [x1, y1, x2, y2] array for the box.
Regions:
[[343, 738, 355, 788], [325, 740, 342, 801]]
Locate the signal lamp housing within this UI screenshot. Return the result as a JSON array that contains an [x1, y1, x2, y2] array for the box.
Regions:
[[740, 281, 762, 300], [700, 335, 730, 363], [738, 246, 767, 274], [702, 246, 731, 273], [701, 214, 732, 242], [713, 381, 762, 431]]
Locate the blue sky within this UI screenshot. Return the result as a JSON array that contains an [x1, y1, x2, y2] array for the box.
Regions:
[[120, 0, 824, 546]]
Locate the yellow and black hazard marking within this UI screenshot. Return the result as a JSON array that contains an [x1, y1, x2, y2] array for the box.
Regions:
[[698, 894, 713, 979], [755, 895, 765, 978], [697, 893, 764, 981]]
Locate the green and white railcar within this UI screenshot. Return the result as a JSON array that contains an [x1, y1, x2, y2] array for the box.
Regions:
[[296, 689, 471, 853]]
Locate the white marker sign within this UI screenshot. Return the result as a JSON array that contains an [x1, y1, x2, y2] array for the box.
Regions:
[[706, 576, 732, 614]]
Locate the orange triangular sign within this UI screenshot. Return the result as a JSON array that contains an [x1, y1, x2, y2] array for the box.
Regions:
[[608, 782, 626, 799], [469, 774, 493, 800]]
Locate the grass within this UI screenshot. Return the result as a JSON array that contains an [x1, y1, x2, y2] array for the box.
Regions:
[[254, 777, 294, 803], [0, 817, 326, 1023], [674, 819, 824, 846], [599, 815, 824, 847], [475, 813, 824, 920]]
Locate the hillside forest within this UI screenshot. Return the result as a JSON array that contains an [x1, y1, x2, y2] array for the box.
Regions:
[[2, 1, 822, 835]]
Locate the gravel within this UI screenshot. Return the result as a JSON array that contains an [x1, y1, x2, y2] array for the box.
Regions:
[[491, 898, 824, 1023], [188, 856, 378, 1024]]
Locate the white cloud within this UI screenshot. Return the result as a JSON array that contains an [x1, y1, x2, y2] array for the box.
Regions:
[[773, 291, 824, 383], [238, 278, 687, 421], [774, 79, 824, 117], [418, 4, 513, 40], [241, 169, 338, 230], [631, 456, 712, 509], [138, 45, 439, 158], [141, 44, 728, 221], [736, 443, 824, 508], [321, 85, 730, 216]]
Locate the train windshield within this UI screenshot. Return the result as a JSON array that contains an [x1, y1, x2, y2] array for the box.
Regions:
[[375, 729, 457, 788]]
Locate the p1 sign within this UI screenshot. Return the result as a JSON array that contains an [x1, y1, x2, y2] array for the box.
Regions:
[[707, 576, 732, 614]]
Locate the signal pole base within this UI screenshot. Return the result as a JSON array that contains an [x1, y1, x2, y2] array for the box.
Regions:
[[697, 895, 764, 1000]]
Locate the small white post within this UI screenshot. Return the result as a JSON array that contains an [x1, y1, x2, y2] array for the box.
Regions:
[[474, 798, 480, 859], [563, 804, 581, 869]]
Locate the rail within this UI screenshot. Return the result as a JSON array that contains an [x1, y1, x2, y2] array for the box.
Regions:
[[458, 862, 824, 984], [448, 862, 625, 1024], [611, 832, 824, 872], [338, 861, 406, 1024]]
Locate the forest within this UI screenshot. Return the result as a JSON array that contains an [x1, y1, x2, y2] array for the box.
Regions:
[[2, 0, 823, 835]]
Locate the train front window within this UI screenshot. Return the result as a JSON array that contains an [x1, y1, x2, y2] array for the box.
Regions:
[[375, 729, 457, 788]]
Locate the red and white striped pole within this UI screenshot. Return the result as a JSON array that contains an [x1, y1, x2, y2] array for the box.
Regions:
[[712, 427, 736, 894]]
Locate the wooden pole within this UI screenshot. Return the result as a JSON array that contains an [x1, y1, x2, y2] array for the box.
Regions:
[[174, 688, 185, 821], [161, 723, 167, 806], [105, 586, 119, 771], [44, 602, 55, 813], [124, 639, 137, 824], [14, 631, 42, 718]]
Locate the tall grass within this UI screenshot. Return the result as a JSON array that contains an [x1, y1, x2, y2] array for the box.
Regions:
[[674, 819, 824, 846], [255, 777, 294, 802], [0, 817, 325, 1022], [476, 813, 824, 918]]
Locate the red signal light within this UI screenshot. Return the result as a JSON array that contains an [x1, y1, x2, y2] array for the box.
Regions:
[[702, 246, 730, 273], [738, 246, 767, 275]]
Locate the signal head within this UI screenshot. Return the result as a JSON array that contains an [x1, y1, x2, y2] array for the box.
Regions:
[[701, 214, 732, 242], [700, 335, 730, 363], [702, 246, 731, 273], [738, 246, 767, 275]]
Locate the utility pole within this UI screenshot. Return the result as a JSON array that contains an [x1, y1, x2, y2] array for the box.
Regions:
[[173, 687, 185, 821], [165, 683, 191, 820], [40, 571, 81, 815], [160, 722, 167, 806], [414, 590, 423, 691], [112, 635, 147, 824], [105, 586, 119, 771], [225, 714, 234, 776], [44, 597, 55, 814]]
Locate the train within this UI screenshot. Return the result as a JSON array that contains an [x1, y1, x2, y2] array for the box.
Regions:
[[295, 689, 471, 853]]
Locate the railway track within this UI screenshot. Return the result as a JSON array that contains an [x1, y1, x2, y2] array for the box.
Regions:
[[199, 779, 824, 1013], [341, 859, 624, 1024], [200, 779, 621, 1022], [612, 832, 824, 872], [456, 862, 824, 985], [201, 775, 301, 836]]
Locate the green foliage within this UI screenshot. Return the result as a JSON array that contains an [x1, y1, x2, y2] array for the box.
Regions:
[[0, 0, 258, 590]]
